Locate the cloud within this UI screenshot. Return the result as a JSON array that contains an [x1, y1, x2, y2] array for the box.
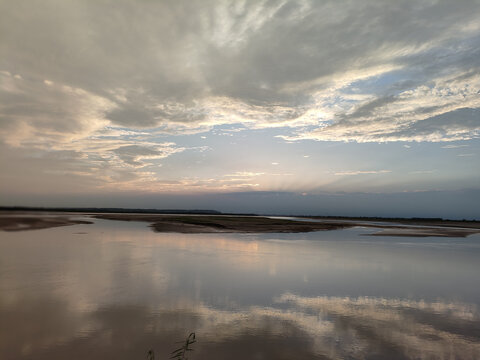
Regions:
[[0, 72, 115, 147], [282, 81, 480, 142], [1, 0, 480, 197], [224, 171, 265, 178], [442, 144, 469, 149], [1, 0, 479, 140], [6, 292, 478, 360], [274, 293, 480, 358], [112, 144, 183, 167], [409, 170, 436, 174], [334, 170, 391, 176], [107, 106, 157, 128], [0, 72, 188, 189]]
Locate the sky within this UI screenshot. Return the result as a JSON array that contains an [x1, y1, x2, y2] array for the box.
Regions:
[[1, 0, 479, 218]]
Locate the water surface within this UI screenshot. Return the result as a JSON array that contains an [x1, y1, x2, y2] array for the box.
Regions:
[[1, 217, 479, 359]]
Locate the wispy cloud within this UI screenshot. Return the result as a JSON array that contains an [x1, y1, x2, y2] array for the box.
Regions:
[[1, 0, 479, 198], [224, 171, 265, 178], [442, 144, 469, 149], [2, 1, 479, 142], [409, 170, 436, 174], [334, 170, 392, 176]]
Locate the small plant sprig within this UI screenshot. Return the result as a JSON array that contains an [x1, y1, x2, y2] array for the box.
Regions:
[[170, 332, 196, 360], [146, 332, 196, 360], [147, 349, 155, 360]]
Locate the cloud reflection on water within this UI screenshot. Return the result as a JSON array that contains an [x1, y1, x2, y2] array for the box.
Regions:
[[1, 221, 480, 359], [2, 292, 479, 359]]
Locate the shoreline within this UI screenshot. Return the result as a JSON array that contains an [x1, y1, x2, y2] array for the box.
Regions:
[[1, 212, 479, 237], [0, 213, 92, 232]]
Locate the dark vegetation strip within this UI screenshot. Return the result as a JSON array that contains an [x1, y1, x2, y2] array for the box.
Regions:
[[92, 214, 350, 233], [1, 206, 477, 225], [1, 211, 479, 236]]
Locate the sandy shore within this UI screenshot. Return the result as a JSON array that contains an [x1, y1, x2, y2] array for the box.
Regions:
[[365, 228, 480, 237], [1, 212, 479, 237], [92, 214, 350, 233], [91, 214, 480, 237], [0, 213, 92, 232]]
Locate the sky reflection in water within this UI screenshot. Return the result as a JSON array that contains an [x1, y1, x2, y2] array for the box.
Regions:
[[1, 218, 479, 359]]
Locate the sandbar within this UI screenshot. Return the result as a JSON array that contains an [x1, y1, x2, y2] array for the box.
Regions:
[[92, 214, 350, 233], [1, 212, 479, 237], [92, 214, 480, 237], [0, 213, 92, 232]]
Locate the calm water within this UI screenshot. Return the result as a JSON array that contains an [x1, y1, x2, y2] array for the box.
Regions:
[[1, 217, 480, 359]]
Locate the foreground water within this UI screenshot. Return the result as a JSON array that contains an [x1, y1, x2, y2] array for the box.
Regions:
[[1, 217, 479, 359]]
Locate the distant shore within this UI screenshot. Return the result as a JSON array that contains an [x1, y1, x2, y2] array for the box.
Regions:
[[93, 213, 350, 233], [0, 213, 92, 231], [1, 211, 479, 237]]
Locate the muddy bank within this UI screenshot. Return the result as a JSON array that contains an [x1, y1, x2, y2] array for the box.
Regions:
[[92, 214, 350, 233], [365, 228, 480, 237], [92, 214, 480, 237], [0, 213, 92, 232], [1, 212, 479, 237]]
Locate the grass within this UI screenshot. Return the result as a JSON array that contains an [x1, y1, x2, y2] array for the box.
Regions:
[[147, 332, 196, 360]]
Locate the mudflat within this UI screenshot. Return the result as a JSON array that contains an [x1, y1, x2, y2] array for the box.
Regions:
[[92, 214, 480, 237], [1, 212, 479, 237], [0, 213, 92, 231], [92, 214, 350, 233]]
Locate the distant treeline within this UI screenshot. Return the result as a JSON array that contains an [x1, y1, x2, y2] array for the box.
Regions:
[[305, 215, 478, 223], [0, 206, 223, 215], [0, 206, 476, 222]]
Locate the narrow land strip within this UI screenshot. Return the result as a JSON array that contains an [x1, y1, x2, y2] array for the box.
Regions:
[[1, 212, 479, 237], [0, 214, 92, 231]]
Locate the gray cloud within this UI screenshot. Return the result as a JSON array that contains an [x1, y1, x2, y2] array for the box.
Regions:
[[287, 106, 480, 143], [390, 108, 480, 141], [107, 106, 157, 128], [334, 170, 391, 176], [0, 72, 114, 147], [1, 0, 480, 199], [113, 144, 180, 167], [1, 0, 479, 137]]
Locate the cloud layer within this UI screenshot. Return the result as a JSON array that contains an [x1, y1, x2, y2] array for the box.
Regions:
[[2, 0, 479, 142], [1, 0, 479, 198]]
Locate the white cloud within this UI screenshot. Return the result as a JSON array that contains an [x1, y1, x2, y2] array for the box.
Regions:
[[409, 170, 436, 174], [0, 72, 188, 189], [282, 71, 480, 143], [334, 170, 392, 176], [224, 171, 265, 178], [273, 292, 480, 358], [2, 0, 479, 141], [0, 72, 115, 148], [1, 0, 480, 196], [442, 144, 469, 149]]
